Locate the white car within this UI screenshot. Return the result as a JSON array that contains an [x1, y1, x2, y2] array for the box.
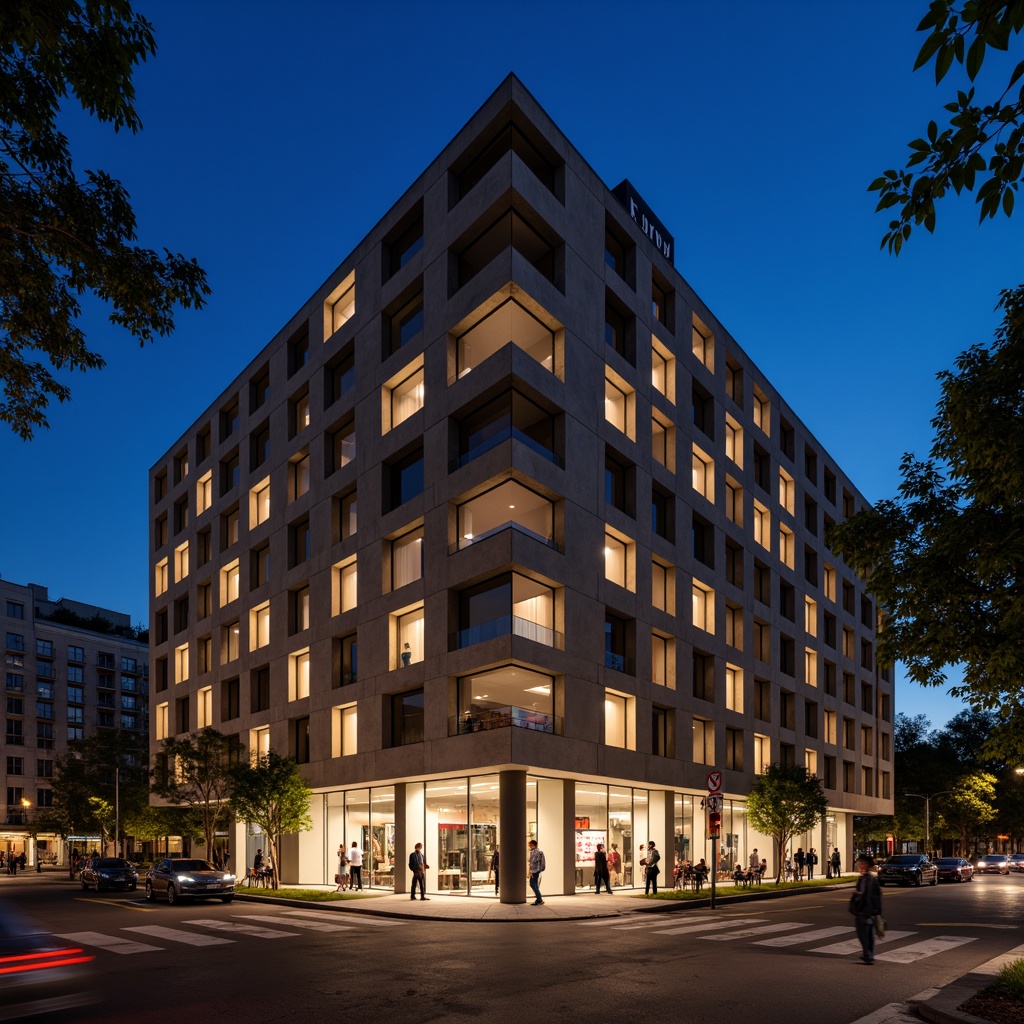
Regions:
[[144, 858, 235, 904]]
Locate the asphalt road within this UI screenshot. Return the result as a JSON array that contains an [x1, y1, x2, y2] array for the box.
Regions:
[[3, 872, 1023, 1024]]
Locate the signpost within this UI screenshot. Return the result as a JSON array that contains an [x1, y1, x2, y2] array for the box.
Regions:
[[707, 772, 722, 909]]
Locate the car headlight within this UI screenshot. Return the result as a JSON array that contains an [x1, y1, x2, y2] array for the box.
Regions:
[[176, 874, 196, 882], [223, 874, 235, 882]]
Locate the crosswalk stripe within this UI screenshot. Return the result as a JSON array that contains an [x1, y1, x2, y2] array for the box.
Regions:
[[875, 935, 976, 964], [812, 930, 916, 955], [182, 919, 297, 938], [56, 931, 161, 955], [239, 914, 353, 932], [651, 918, 767, 936], [755, 926, 852, 947], [281, 910, 403, 926], [123, 925, 233, 946], [702, 922, 806, 940]]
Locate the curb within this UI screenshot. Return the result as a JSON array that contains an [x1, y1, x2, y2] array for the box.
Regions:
[[918, 980, 993, 1024]]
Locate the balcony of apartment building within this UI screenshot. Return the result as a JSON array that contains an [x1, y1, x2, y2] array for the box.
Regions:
[[450, 478, 560, 556], [451, 387, 562, 473], [451, 572, 562, 653], [448, 663, 561, 737]]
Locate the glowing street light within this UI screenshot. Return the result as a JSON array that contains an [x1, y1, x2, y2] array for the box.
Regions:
[[905, 791, 952, 856]]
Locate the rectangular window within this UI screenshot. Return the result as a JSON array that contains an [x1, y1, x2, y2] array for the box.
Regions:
[[292, 390, 310, 436], [223, 621, 240, 663], [197, 686, 213, 729], [779, 468, 794, 515], [290, 452, 310, 501], [334, 558, 358, 614], [753, 502, 769, 549], [692, 316, 714, 371], [779, 524, 794, 569], [329, 417, 356, 474], [692, 582, 714, 633], [222, 678, 240, 721], [327, 276, 355, 337], [5, 602, 24, 620], [651, 412, 673, 471], [725, 664, 743, 712], [339, 490, 358, 541], [604, 690, 633, 749], [725, 477, 743, 526], [651, 559, 673, 614], [384, 448, 424, 511], [391, 689, 424, 746], [196, 470, 213, 515], [251, 479, 271, 527], [752, 386, 770, 435], [290, 586, 310, 634], [386, 364, 425, 431], [251, 667, 271, 713], [156, 702, 169, 741], [692, 446, 713, 502], [339, 633, 358, 686], [724, 727, 743, 771], [290, 650, 310, 701], [724, 416, 742, 467], [651, 338, 674, 403], [754, 734, 770, 774], [174, 643, 189, 684], [393, 606, 423, 670], [824, 710, 837, 745], [692, 717, 714, 765], [385, 289, 424, 355], [289, 517, 310, 567], [334, 703, 358, 757], [651, 632, 673, 688], [604, 531, 628, 589], [155, 558, 168, 597], [250, 602, 271, 650], [174, 541, 189, 582], [604, 375, 631, 436], [220, 560, 240, 605], [391, 528, 423, 589], [693, 650, 713, 702]]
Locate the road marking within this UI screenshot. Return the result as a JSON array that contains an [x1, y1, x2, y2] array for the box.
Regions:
[[72, 898, 152, 913], [755, 925, 852, 946], [238, 914, 353, 932], [124, 925, 233, 946], [875, 935, 976, 963], [281, 910, 404, 926], [651, 918, 767, 936], [811, 930, 916, 955], [702, 921, 806, 940], [183, 919, 297, 938], [56, 931, 161, 955]]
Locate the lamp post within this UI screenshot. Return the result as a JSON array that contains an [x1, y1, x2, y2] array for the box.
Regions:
[[20, 798, 32, 869], [905, 791, 952, 857], [114, 765, 120, 860]]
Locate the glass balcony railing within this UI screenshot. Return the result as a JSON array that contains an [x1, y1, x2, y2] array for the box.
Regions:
[[452, 615, 563, 651], [604, 651, 635, 674], [449, 706, 560, 736]]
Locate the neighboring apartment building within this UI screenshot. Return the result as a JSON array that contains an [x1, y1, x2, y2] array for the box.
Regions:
[[149, 75, 893, 900], [1, 577, 149, 866]]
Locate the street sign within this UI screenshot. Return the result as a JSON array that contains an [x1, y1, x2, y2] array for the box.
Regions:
[[706, 793, 723, 812], [706, 771, 722, 792]]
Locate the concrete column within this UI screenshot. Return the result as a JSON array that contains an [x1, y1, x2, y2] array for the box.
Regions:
[[561, 778, 576, 895], [499, 770, 526, 904], [394, 782, 408, 895]]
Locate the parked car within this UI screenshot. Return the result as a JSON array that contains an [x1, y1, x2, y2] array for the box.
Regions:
[[1007, 853, 1024, 873], [877, 854, 939, 886], [975, 853, 1010, 874], [935, 857, 974, 883], [144, 858, 235, 905], [0, 899, 96, 1020], [80, 857, 138, 892]]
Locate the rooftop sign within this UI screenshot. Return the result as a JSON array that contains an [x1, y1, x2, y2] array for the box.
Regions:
[[612, 179, 674, 265]]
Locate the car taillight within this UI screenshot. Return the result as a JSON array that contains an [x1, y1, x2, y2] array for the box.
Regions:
[[0, 947, 93, 976]]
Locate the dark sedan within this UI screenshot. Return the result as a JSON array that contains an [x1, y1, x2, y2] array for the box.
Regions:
[[145, 858, 235, 905], [80, 857, 138, 892], [878, 854, 939, 887], [935, 857, 974, 882], [1009, 853, 1024, 873]]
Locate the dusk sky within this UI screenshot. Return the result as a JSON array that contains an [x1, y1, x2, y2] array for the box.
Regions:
[[2, 1, 1018, 731]]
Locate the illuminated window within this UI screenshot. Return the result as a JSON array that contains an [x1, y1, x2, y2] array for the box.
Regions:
[[651, 338, 674, 403], [223, 621, 240, 663], [156, 703, 169, 741], [779, 468, 795, 515], [804, 597, 817, 636], [251, 478, 270, 528], [824, 709, 837, 744], [174, 542, 189, 583], [752, 386, 770, 435], [725, 603, 743, 650], [652, 632, 674, 687], [692, 446, 713, 502], [652, 559, 674, 614], [457, 480, 554, 549], [692, 582, 714, 632], [725, 477, 743, 526], [220, 560, 240, 605], [294, 391, 310, 435], [155, 558, 168, 597], [725, 664, 743, 713], [725, 416, 742, 467], [652, 412, 673, 471], [386, 362, 425, 431], [289, 650, 310, 701], [604, 531, 631, 589], [805, 648, 818, 687], [291, 453, 310, 501], [174, 644, 189, 684], [805, 749, 818, 776], [779, 524, 794, 569], [333, 703, 358, 757], [823, 563, 836, 603], [391, 603, 424, 670], [753, 501, 770, 549], [251, 726, 271, 761], [753, 734, 769, 774], [197, 687, 212, 729], [693, 717, 714, 764], [391, 527, 423, 589], [456, 297, 555, 377], [692, 316, 714, 371], [604, 690, 633, 749], [196, 471, 212, 515], [327, 275, 355, 337], [604, 375, 631, 436], [250, 602, 270, 651], [334, 557, 357, 614]]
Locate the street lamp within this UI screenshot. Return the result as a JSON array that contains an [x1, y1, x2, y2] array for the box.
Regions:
[[905, 791, 952, 857]]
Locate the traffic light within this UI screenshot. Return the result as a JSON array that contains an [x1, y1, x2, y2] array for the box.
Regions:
[[709, 811, 721, 835]]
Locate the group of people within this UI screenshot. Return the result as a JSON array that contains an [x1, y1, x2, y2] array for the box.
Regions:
[[783, 846, 842, 880], [0, 851, 26, 875], [334, 841, 365, 891], [674, 857, 711, 890]]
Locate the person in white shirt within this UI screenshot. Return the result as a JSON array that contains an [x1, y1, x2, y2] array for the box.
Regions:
[[528, 840, 546, 905], [347, 840, 364, 890]]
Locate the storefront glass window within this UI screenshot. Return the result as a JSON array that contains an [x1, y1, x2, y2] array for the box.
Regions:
[[574, 782, 608, 891], [426, 778, 468, 893], [370, 787, 395, 889], [469, 775, 500, 895], [608, 786, 635, 887], [633, 789, 649, 886]]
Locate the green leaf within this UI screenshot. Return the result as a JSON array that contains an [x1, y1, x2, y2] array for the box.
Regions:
[[1003, 187, 1015, 216], [915, 29, 944, 70], [966, 37, 986, 80], [1009, 59, 1024, 88], [936, 43, 956, 82]]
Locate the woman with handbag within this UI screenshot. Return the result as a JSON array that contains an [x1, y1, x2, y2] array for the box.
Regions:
[[850, 854, 883, 964]]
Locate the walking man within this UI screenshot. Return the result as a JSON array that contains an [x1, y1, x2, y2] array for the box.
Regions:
[[808, 847, 817, 880], [850, 854, 882, 964], [348, 840, 363, 890], [644, 840, 661, 895], [594, 843, 612, 894], [528, 839, 545, 905], [409, 842, 429, 901], [795, 847, 806, 880], [830, 847, 842, 879]]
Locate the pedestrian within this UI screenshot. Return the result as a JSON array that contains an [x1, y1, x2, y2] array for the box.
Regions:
[[594, 843, 612, 894], [643, 840, 661, 895], [408, 842, 429, 900], [748, 848, 759, 875], [335, 845, 349, 892], [9, 854, 17, 876], [808, 847, 818, 880], [795, 847, 806, 880], [488, 846, 499, 894], [253, 848, 264, 887], [347, 841, 363, 890], [607, 843, 621, 887], [831, 847, 842, 879], [528, 839, 545, 905], [849, 854, 882, 964]]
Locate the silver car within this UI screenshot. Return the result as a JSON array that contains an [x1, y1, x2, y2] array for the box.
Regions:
[[975, 853, 1010, 875], [144, 858, 235, 905]]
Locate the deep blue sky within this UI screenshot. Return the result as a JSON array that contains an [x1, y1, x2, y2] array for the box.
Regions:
[[2, 1, 1018, 730]]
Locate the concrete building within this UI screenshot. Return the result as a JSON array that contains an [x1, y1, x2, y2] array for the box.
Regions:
[[149, 75, 893, 900], [2, 577, 149, 865]]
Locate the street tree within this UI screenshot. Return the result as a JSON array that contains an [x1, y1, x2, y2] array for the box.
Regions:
[[228, 752, 312, 889], [830, 2, 1024, 760], [0, 0, 209, 438], [152, 728, 232, 859], [745, 764, 829, 883], [934, 771, 998, 854]]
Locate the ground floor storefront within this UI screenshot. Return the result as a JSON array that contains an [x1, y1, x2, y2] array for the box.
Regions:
[[232, 770, 854, 904]]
